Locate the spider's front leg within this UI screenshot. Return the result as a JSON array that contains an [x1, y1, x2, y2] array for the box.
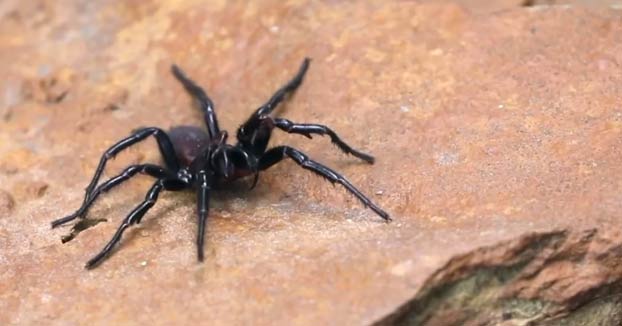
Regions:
[[171, 65, 221, 139], [236, 58, 311, 155], [271, 117, 375, 164], [255, 57, 310, 117], [259, 146, 390, 222]]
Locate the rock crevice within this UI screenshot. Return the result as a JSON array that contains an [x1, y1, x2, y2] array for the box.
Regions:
[[376, 229, 622, 326]]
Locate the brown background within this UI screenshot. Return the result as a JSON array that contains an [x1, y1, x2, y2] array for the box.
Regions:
[[1, 0, 622, 325]]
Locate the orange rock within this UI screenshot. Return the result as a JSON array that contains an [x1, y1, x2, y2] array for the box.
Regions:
[[0, 189, 14, 217], [0, 1, 621, 325]]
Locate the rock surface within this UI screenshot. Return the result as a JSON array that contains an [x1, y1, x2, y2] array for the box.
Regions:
[[376, 229, 622, 325], [1, 1, 621, 325]]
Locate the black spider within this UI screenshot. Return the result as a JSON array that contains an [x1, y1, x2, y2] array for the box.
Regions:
[[51, 58, 390, 269]]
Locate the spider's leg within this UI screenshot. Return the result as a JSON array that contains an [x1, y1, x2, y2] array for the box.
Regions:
[[85, 180, 165, 269], [254, 57, 310, 117], [51, 164, 171, 228], [272, 118, 375, 164], [259, 146, 390, 222], [196, 171, 212, 261], [171, 65, 221, 139], [236, 58, 311, 155], [81, 127, 178, 206]]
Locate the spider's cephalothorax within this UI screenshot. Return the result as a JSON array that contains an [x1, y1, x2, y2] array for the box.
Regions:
[[51, 58, 390, 269]]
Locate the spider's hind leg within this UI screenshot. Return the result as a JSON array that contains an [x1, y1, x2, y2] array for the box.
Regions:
[[51, 164, 171, 228], [74, 128, 179, 219]]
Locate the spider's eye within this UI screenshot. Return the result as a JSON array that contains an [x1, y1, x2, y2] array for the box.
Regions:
[[237, 126, 250, 141]]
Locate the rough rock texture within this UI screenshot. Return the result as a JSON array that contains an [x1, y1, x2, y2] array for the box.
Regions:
[[1, 1, 622, 325], [375, 229, 622, 325]]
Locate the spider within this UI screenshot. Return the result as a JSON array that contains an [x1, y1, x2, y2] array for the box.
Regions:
[[51, 58, 390, 269]]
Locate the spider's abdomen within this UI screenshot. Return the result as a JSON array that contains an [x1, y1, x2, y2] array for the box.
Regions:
[[168, 126, 211, 168]]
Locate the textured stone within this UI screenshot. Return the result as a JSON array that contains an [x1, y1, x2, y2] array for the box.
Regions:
[[0, 1, 621, 326], [375, 229, 622, 325], [0, 189, 15, 217], [11, 180, 49, 202]]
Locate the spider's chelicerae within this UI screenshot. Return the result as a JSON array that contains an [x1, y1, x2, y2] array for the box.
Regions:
[[51, 58, 390, 268]]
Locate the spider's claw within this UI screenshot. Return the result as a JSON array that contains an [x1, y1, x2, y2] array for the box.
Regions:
[[85, 252, 104, 269], [85, 236, 119, 269], [373, 207, 391, 223], [85, 257, 100, 270], [354, 152, 375, 165]]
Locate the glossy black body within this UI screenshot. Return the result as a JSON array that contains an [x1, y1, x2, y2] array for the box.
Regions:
[[51, 58, 390, 268]]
